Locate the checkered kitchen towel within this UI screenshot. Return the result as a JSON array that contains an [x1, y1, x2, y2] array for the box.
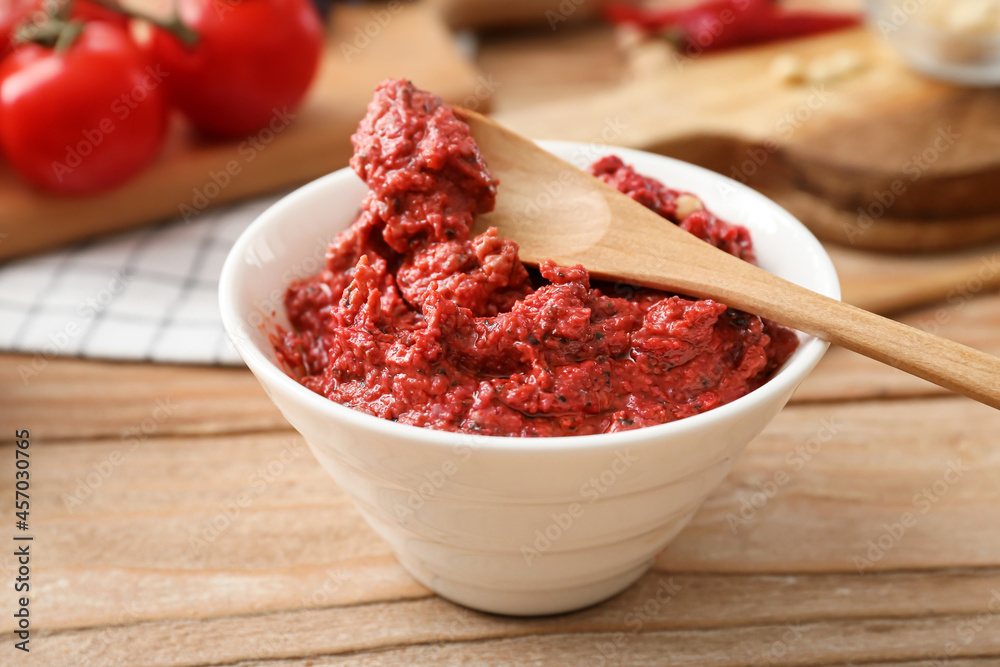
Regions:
[[0, 194, 288, 367]]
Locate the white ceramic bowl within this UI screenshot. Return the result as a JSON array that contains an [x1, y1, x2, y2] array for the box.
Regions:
[[219, 142, 840, 616]]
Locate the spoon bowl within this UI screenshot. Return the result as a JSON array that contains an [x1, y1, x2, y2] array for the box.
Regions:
[[461, 109, 1000, 411]]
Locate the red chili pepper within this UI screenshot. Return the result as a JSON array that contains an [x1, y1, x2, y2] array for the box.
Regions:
[[603, 4, 687, 33], [604, 0, 771, 32], [743, 11, 863, 42], [670, 1, 773, 52], [604, 1, 861, 53]]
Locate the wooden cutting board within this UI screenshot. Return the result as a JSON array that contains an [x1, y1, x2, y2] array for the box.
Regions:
[[492, 24, 1000, 252], [428, 0, 601, 29], [0, 3, 484, 262]]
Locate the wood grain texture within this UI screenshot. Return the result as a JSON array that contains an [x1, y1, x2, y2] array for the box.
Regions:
[[4, 12, 1000, 666], [476, 20, 627, 113], [833, 241, 1000, 313], [762, 182, 1000, 253], [0, 357, 286, 441], [795, 291, 1000, 401], [2, 395, 999, 665], [19, 611, 1000, 666], [429, 0, 602, 29], [489, 21, 1000, 252], [0, 3, 483, 261], [241, 654, 1000, 667]]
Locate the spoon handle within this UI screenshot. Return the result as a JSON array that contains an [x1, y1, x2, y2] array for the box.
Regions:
[[589, 241, 1000, 410], [459, 109, 1000, 409], [726, 274, 1000, 410]]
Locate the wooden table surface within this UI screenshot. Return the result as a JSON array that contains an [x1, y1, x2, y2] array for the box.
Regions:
[[4, 19, 1000, 667]]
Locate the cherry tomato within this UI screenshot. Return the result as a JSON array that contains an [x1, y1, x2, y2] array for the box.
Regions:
[[0, 21, 169, 195], [149, 0, 323, 138], [1, 0, 128, 60]]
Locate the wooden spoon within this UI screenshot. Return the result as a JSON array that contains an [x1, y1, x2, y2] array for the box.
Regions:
[[459, 109, 1000, 411]]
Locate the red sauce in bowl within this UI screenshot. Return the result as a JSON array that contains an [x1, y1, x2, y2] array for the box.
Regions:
[[273, 79, 798, 437]]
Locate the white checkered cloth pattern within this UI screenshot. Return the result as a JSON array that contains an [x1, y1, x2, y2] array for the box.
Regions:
[[0, 194, 287, 366]]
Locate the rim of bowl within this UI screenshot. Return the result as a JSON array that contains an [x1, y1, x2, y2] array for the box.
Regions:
[[865, 0, 1000, 44], [219, 140, 840, 452]]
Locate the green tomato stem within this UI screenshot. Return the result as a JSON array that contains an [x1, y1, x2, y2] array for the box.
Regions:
[[14, 0, 71, 46], [54, 20, 85, 52], [54, 0, 73, 20], [89, 0, 200, 47]]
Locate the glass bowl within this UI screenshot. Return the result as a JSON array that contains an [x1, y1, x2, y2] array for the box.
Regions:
[[866, 0, 1000, 86]]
